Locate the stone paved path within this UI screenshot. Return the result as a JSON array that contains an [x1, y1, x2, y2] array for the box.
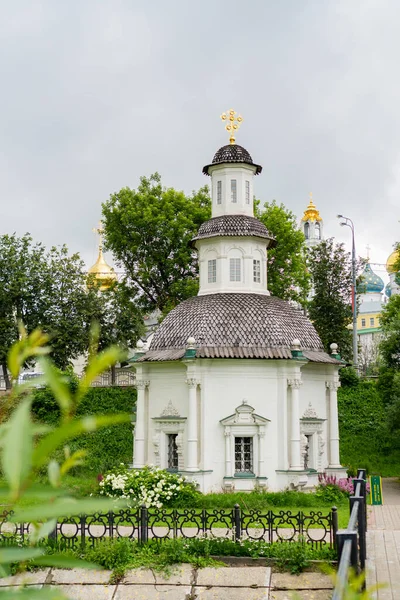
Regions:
[[367, 477, 400, 599], [0, 565, 333, 599]]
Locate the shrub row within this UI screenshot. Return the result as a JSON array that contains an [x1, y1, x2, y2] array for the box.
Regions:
[[32, 386, 136, 474]]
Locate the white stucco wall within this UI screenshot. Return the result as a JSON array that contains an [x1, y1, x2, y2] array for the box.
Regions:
[[196, 237, 269, 296], [134, 358, 340, 493]]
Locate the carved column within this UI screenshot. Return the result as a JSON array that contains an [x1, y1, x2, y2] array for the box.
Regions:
[[224, 426, 232, 477], [133, 380, 149, 468], [258, 427, 266, 478], [186, 378, 199, 471], [326, 381, 341, 467], [288, 379, 303, 470]]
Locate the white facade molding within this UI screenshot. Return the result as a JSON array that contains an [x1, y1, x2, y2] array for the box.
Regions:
[[133, 379, 150, 468], [220, 401, 269, 479], [160, 400, 180, 418], [197, 237, 269, 296], [287, 378, 303, 470], [209, 164, 257, 218], [326, 380, 341, 468]]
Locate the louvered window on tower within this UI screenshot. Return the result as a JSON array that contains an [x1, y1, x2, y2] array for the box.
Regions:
[[245, 180, 250, 204], [253, 259, 261, 283], [231, 179, 237, 203], [208, 259, 217, 283], [229, 258, 241, 282], [217, 180, 222, 204], [235, 437, 253, 473]]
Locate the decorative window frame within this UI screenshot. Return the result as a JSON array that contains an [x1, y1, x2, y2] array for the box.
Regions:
[[300, 403, 326, 472], [220, 401, 270, 478], [152, 401, 186, 471]]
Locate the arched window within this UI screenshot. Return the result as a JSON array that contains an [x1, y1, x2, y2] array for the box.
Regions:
[[304, 222, 310, 239], [315, 222, 321, 240]]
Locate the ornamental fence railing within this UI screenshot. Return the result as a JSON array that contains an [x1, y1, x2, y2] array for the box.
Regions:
[[0, 505, 338, 549], [0, 369, 136, 391], [332, 468, 368, 599]]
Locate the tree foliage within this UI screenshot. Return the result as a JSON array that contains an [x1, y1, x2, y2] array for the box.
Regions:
[[102, 173, 211, 314], [307, 238, 354, 360], [257, 200, 310, 304], [0, 233, 143, 385]]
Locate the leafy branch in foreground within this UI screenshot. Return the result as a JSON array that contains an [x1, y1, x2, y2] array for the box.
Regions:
[[0, 326, 131, 597]]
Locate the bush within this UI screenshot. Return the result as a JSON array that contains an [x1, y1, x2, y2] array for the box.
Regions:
[[315, 473, 370, 504], [31, 386, 136, 473], [338, 379, 400, 476], [99, 465, 200, 508]]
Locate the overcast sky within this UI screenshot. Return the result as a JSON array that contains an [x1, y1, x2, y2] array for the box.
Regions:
[[1, 0, 398, 284]]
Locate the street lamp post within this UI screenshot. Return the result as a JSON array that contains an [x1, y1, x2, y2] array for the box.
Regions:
[[337, 215, 358, 370]]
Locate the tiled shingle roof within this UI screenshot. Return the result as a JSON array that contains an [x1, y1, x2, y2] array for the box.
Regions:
[[192, 215, 276, 247], [202, 144, 262, 175], [148, 293, 324, 353]]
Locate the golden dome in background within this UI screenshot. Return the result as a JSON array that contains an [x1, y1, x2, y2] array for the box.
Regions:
[[386, 249, 400, 274], [88, 222, 117, 291], [301, 193, 322, 222]]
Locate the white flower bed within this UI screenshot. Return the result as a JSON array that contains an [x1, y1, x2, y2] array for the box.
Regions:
[[98, 464, 197, 508]]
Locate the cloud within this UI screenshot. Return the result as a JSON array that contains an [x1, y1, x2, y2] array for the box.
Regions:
[[0, 0, 398, 279]]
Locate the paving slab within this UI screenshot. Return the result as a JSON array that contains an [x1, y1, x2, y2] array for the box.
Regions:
[[194, 587, 268, 599], [48, 584, 116, 599], [50, 568, 112, 584], [0, 569, 50, 586], [196, 566, 271, 587], [123, 564, 193, 585], [269, 591, 332, 599], [114, 584, 191, 599], [271, 572, 333, 590]]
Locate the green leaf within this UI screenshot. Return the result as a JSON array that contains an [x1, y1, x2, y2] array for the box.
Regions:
[[77, 346, 123, 400], [38, 358, 72, 420], [60, 449, 87, 475], [32, 414, 130, 470], [31, 555, 100, 569], [48, 461, 61, 488], [29, 519, 57, 544], [1, 398, 32, 496], [11, 497, 128, 522], [0, 547, 44, 564]]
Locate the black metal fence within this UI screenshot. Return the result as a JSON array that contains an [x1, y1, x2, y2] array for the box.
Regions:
[[0, 505, 337, 549], [332, 469, 368, 599]]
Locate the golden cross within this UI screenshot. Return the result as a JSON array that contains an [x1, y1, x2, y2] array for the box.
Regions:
[[92, 221, 104, 252], [220, 108, 243, 144], [366, 244, 371, 260]]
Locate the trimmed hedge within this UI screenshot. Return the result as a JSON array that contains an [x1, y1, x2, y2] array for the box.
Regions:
[[32, 387, 136, 474], [338, 380, 400, 476]]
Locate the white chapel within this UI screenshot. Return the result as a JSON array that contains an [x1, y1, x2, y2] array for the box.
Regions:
[[130, 112, 346, 492]]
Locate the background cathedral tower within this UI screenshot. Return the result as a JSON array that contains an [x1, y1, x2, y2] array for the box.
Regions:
[[300, 193, 323, 248]]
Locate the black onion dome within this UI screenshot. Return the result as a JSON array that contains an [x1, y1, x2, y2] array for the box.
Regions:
[[148, 294, 324, 356], [203, 144, 262, 175], [192, 215, 276, 248]]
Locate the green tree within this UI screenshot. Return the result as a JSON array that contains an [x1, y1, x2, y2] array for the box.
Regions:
[[377, 292, 400, 412], [257, 200, 310, 304], [102, 173, 211, 314], [307, 238, 353, 360], [0, 234, 143, 386]]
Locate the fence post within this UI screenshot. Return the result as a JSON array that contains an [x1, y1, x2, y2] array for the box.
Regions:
[[357, 470, 368, 534], [331, 507, 338, 550], [234, 504, 241, 543], [336, 529, 358, 572], [140, 504, 148, 544], [80, 514, 86, 547], [108, 511, 114, 540]]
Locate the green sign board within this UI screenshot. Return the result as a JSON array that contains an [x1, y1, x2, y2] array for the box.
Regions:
[[370, 475, 383, 505]]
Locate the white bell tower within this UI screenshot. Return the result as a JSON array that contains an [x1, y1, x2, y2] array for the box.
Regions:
[[193, 109, 276, 296]]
